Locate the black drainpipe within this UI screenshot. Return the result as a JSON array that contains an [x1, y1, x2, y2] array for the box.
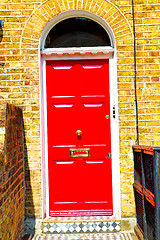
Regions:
[[132, 0, 139, 145]]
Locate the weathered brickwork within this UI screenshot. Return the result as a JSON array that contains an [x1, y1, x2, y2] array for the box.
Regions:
[[0, 0, 160, 222], [0, 104, 25, 240]]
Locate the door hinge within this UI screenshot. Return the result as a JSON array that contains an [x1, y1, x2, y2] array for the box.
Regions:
[[108, 153, 112, 159], [113, 105, 116, 118]]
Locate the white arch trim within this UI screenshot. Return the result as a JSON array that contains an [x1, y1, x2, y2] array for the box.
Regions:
[[40, 10, 121, 220]]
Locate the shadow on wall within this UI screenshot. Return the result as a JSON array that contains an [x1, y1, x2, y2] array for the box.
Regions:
[[0, 22, 4, 68], [22, 117, 36, 235], [0, 23, 3, 42]]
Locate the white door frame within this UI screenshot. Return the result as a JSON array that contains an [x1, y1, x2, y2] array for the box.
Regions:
[[40, 10, 121, 219]]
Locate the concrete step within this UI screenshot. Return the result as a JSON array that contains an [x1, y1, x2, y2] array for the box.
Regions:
[[41, 218, 136, 234]]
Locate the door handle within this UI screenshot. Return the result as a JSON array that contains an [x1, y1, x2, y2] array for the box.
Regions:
[[76, 130, 82, 136]]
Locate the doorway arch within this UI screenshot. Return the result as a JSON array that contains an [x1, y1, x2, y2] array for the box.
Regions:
[[40, 10, 116, 50], [40, 10, 120, 219]]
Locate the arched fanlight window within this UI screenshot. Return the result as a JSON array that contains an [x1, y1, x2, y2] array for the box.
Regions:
[[45, 17, 111, 48]]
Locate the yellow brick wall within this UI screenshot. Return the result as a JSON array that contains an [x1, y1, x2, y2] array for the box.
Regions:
[[0, 0, 160, 219]]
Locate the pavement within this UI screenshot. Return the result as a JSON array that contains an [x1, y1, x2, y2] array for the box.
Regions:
[[25, 232, 138, 240]]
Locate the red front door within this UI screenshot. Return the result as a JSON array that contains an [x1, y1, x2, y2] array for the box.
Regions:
[[46, 59, 113, 216]]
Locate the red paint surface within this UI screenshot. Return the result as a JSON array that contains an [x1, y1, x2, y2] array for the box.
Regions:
[[46, 59, 113, 216]]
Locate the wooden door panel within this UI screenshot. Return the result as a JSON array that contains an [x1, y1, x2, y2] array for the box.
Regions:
[[49, 159, 112, 216], [46, 59, 113, 216]]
